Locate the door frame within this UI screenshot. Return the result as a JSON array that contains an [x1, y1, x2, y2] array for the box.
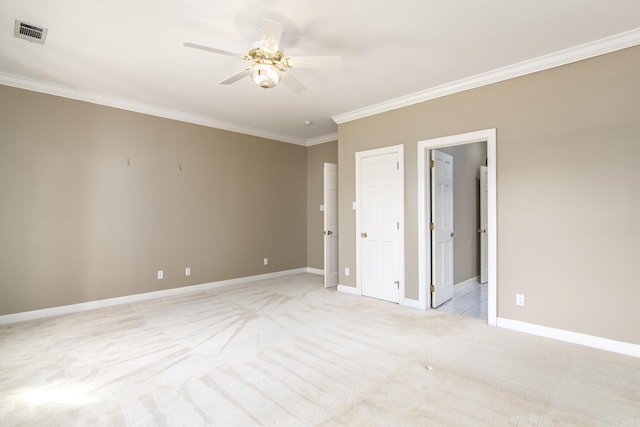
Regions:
[[355, 144, 405, 301], [417, 129, 497, 325]]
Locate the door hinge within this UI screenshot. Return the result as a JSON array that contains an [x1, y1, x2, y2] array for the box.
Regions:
[[429, 159, 435, 168], [430, 283, 436, 293], [394, 281, 400, 289], [397, 161, 399, 170], [429, 222, 435, 231], [397, 221, 400, 230]]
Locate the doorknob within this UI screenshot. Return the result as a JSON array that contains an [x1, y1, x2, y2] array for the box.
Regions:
[[478, 228, 487, 234], [451, 232, 456, 238], [361, 232, 368, 238], [326, 230, 333, 235]]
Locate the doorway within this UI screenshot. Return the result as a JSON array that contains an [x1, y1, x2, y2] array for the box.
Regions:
[[418, 129, 497, 325], [323, 163, 338, 288], [431, 143, 487, 315]]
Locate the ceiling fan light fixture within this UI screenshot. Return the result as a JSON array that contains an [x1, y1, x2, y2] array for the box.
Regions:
[[250, 63, 281, 89], [184, 18, 341, 93]]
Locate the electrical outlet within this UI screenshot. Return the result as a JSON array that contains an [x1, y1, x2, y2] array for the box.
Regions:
[[264, 258, 268, 266], [345, 267, 350, 277], [185, 267, 191, 276], [157, 270, 164, 280], [516, 294, 525, 306]]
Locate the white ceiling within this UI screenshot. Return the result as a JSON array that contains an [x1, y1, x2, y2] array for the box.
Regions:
[[1, 0, 640, 145]]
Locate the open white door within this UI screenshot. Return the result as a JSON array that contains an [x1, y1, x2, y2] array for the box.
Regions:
[[431, 150, 454, 307], [323, 163, 338, 288], [358, 148, 402, 303], [479, 166, 488, 284]]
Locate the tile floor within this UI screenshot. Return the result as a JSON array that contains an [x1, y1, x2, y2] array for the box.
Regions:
[[436, 281, 488, 320]]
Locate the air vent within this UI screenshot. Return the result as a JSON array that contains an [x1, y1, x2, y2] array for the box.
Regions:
[[14, 20, 48, 45]]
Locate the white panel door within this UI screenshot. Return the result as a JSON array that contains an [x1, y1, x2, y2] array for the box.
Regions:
[[431, 150, 454, 307], [479, 166, 488, 284], [324, 163, 339, 288], [360, 152, 400, 303]]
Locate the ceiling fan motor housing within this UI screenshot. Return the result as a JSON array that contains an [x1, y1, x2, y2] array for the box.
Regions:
[[248, 48, 286, 67]]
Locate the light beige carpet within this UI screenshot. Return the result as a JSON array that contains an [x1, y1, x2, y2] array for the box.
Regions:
[[0, 273, 638, 426]]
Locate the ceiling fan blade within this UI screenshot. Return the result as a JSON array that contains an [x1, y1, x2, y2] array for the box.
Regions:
[[283, 56, 344, 69], [183, 42, 245, 59], [220, 68, 251, 85], [259, 18, 283, 51], [281, 71, 306, 94]]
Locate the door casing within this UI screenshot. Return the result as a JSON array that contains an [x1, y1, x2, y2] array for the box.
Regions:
[[417, 129, 497, 325]]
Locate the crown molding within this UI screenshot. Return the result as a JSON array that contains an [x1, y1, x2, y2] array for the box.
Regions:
[[5, 27, 638, 143], [305, 133, 338, 146], [0, 73, 311, 146], [332, 27, 640, 125]]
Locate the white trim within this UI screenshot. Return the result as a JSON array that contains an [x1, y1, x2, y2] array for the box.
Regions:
[[333, 27, 640, 125], [417, 129, 497, 326], [497, 318, 640, 359], [306, 267, 324, 275], [0, 268, 308, 325], [355, 144, 405, 303], [454, 276, 480, 291], [306, 134, 338, 146], [337, 284, 361, 296], [401, 298, 421, 310], [0, 72, 336, 147]]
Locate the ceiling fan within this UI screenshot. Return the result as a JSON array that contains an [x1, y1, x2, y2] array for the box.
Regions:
[[183, 19, 343, 94]]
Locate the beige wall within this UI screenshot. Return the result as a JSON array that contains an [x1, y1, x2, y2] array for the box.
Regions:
[[306, 142, 338, 270], [439, 142, 487, 284], [0, 86, 307, 315], [338, 45, 640, 344]]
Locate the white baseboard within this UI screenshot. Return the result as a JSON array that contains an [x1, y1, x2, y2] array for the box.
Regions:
[[401, 298, 421, 309], [0, 268, 309, 326], [454, 276, 480, 291], [497, 317, 640, 359], [306, 268, 324, 275], [337, 284, 361, 296]]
